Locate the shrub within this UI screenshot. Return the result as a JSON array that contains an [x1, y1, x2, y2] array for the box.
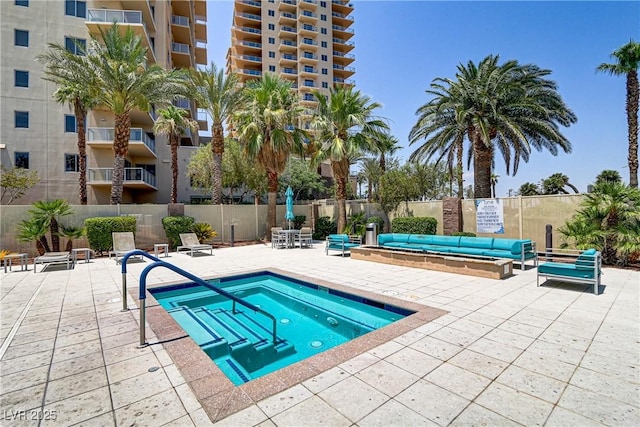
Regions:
[[192, 222, 217, 243], [345, 212, 367, 236], [162, 216, 195, 249], [391, 217, 437, 235], [452, 231, 476, 237], [85, 216, 137, 254], [313, 216, 337, 240], [293, 215, 306, 229]]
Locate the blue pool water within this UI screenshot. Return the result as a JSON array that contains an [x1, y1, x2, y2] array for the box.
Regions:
[[150, 271, 413, 385]]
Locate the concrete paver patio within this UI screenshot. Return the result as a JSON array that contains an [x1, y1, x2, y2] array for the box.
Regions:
[[1, 243, 638, 426]]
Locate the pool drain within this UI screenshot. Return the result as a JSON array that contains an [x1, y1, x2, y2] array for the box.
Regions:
[[280, 318, 290, 324], [310, 340, 323, 349]]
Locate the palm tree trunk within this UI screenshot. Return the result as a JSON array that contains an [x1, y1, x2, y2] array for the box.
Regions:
[[332, 159, 350, 233], [211, 124, 224, 204], [74, 100, 87, 205], [456, 136, 464, 198], [266, 170, 278, 231], [36, 240, 46, 256], [50, 217, 60, 252], [170, 135, 179, 203], [39, 236, 50, 254], [627, 71, 638, 188], [472, 134, 493, 199], [110, 113, 131, 205]]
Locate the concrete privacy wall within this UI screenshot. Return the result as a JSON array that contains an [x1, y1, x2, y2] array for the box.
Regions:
[[0, 194, 582, 256]]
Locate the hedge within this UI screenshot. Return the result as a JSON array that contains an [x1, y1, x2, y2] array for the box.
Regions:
[[85, 216, 137, 254], [162, 216, 195, 249], [391, 217, 437, 235]]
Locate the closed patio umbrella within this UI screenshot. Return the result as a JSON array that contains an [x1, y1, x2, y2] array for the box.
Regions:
[[285, 186, 295, 229]]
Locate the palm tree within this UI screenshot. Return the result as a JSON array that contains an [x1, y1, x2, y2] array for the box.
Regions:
[[38, 41, 95, 205], [153, 106, 198, 203], [29, 199, 73, 252], [597, 41, 640, 188], [234, 74, 307, 230], [595, 169, 622, 186], [17, 219, 50, 256], [311, 85, 389, 232], [370, 131, 401, 172], [358, 157, 382, 202], [543, 172, 579, 194], [415, 55, 577, 199], [59, 225, 85, 252], [188, 63, 243, 204], [85, 24, 184, 204], [518, 182, 540, 196]]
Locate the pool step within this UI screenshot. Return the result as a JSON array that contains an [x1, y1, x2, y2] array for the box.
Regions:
[[168, 306, 227, 354]]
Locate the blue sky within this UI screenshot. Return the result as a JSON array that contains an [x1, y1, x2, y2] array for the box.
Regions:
[[206, 1, 639, 197]]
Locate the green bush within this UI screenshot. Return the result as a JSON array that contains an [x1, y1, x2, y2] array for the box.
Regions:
[[391, 217, 437, 235], [85, 216, 137, 254], [345, 212, 367, 236], [452, 231, 476, 237], [313, 216, 337, 240], [162, 216, 195, 249], [192, 222, 217, 243], [293, 215, 306, 230]]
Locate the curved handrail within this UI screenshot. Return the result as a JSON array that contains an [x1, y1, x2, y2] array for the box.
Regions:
[[119, 250, 162, 312], [127, 253, 278, 347]]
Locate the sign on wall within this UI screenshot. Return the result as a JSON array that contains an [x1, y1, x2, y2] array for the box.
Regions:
[[475, 199, 505, 234]]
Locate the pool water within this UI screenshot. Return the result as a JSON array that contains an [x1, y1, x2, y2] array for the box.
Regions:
[[150, 271, 413, 385]]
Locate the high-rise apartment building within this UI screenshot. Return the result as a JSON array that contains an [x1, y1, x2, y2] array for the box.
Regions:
[[226, 0, 355, 112], [1, 0, 207, 204]]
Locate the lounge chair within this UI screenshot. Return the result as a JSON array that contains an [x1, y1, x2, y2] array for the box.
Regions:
[[177, 233, 213, 256], [34, 251, 72, 273], [537, 248, 602, 295], [325, 234, 362, 256], [296, 227, 313, 248], [110, 232, 142, 264]]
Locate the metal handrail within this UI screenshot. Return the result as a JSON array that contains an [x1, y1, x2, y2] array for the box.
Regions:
[[120, 250, 278, 347]]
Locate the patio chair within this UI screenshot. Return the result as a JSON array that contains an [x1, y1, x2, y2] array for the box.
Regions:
[[34, 251, 72, 273], [110, 232, 142, 264], [296, 227, 313, 248], [177, 233, 213, 256], [271, 227, 286, 249]]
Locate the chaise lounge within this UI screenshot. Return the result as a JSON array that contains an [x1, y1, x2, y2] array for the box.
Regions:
[[537, 248, 602, 295], [34, 251, 72, 273], [376, 234, 537, 270], [177, 233, 213, 257]]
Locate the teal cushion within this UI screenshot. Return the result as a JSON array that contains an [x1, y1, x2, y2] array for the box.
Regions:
[[539, 262, 595, 279], [576, 249, 597, 270], [429, 235, 460, 247], [422, 245, 452, 253], [328, 234, 349, 243], [408, 234, 434, 244], [383, 242, 409, 249], [459, 237, 494, 249], [491, 238, 516, 251], [377, 234, 393, 245], [448, 247, 487, 256]]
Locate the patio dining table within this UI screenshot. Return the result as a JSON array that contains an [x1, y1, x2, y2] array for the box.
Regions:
[[278, 229, 300, 248]]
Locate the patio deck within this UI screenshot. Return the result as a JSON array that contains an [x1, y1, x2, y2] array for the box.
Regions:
[[1, 243, 638, 426]]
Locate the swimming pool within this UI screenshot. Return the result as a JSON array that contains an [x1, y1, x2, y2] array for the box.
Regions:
[[150, 271, 414, 385]]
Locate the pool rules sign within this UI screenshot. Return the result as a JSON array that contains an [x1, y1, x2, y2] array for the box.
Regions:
[[475, 199, 505, 234]]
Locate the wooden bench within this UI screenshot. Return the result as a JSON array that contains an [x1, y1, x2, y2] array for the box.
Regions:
[[537, 249, 601, 295]]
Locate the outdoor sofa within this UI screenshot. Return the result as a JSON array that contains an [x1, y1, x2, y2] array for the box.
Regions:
[[537, 248, 601, 295], [376, 234, 537, 270], [325, 234, 362, 256]]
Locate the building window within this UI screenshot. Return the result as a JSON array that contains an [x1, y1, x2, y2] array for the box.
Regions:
[[65, 0, 86, 18], [321, 28, 327, 35], [15, 0, 29, 6], [322, 68, 328, 75], [14, 70, 29, 87], [321, 41, 327, 48], [64, 115, 76, 132], [15, 152, 29, 169], [65, 154, 80, 172], [321, 54, 328, 61], [268, 23, 275, 31], [320, 14, 327, 21], [304, 79, 314, 87], [14, 29, 28, 47], [268, 51, 275, 58], [269, 65, 275, 72], [268, 9, 274, 16], [15, 111, 29, 128], [268, 37, 275, 44], [65, 36, 86, 55], [322, 82, 328, 88]]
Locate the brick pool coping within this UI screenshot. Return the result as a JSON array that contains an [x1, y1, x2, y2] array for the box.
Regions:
[[134, 267, 448, 423]]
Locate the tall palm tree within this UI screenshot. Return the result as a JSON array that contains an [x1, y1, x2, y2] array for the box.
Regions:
[[153, 106, 198, 203], [234, 74, 307, 230], [311, 85, 389, 232], [37, 40, 96, 205], [595, 169, 623, 186], [597, 41, 640, 188], [370, 131, 401, 172], [188, 63, 243, 204], [358, 157, 382, 202], [518, 182, 540, 196], [490, 173, 500, 198], [85, 24, 184, 204], [409, 80, 466, 198]]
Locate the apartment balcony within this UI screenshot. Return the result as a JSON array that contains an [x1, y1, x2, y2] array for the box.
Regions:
[[195, 20, 207, 44], [280, 39, 297, 51], [88, 167, 157, 190], [300, 93, 317, 105], [299, 24, 317, 36], [87, 127, 157, 159], [279, 0, 297, 11], [237, 40, 262, 53], [171, 15, 192, 45], [300, 66, 318, 77], [279, 12, 296, 24], [171, 0, 193, 19], [236, 0, 261, 12], [195, 42, 207, 65], [279, 53, 297, 65], [236, 54, 262, 67], [282, 68, 298, 76], [333, 64, 355, 78], [86, 9, 156, 63], [332, 24, 354, 39], [331, 11, 354, 26], [332, 37, 354, 52], [333, 77, 355, 86], [299, 0, 317, 10], [299, 52, 318, 63], [332, 50, 355, 65], [171, 42, 193, 68], [239, 69, 262, 78], [195, 0, 207, 18], [234, 12, 261, 26], [299, 10, 317, 22], [234, 26, 262, 37], [120, 0, 156, 31], [300, 39, 318, 50], [331, 0, 354, 14], [281, 25, 297, 34], [173, 98, 191, 110]]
